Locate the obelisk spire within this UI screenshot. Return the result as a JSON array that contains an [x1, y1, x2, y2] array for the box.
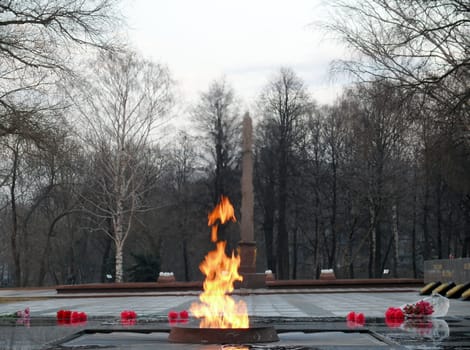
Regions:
[[240, 112, 254, 243]]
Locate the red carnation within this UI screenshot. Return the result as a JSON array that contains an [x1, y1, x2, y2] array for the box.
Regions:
[[355, 313, 365, 325], [346, 311, 356, 322], [71, 311, 80, 322], [179, 310, 189, 319], [346, 311, 366, 328], [64, 310, 72, 320], [385, 307, 404, 320], [394, 309, 404, 320], [385, 306, 405, 328], [56, 310, 65, 320], [385, 307, 394, 319], [122, 310, 136, 319], [168, 311, 178, 320]]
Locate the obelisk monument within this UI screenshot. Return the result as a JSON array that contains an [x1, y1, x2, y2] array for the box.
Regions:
[[238, 113, 265, 287]]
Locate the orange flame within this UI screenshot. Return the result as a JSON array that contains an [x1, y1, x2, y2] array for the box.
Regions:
[[190, 196, 249, 328], [208, 195, 236, 242]]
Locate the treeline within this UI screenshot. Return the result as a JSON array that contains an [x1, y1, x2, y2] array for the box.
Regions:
[[0, 1, 468, 286]]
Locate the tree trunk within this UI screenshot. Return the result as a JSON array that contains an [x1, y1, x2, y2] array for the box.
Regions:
[[313, 191, 320, 278], [182, 238, 190, 281], [10, 143, 21, 286], [38, 225, 54, 285], [436, 178, 443, 259], [463, 196, 470, 257], [347, 219, 356, 278], [214, 110, 224, 204], [375, 222, 383, 278], [277, 145, 290, 279], [101, 219, 114, 282], [115, 242, 124, 283], [260, 164, 276, 272], [411, 161, 418, 278], [368, 201, 376, 278], [329, 155, 337, 268], [292, 227, 298, 279], [422, 169, 431, 259], [391, 204, 399, 277]]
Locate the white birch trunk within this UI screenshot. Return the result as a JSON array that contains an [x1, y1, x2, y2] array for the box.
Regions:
[[115, 242, 123, 283]]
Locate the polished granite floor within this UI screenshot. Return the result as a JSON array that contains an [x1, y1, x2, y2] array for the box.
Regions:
[[1, 287, 469, 349]]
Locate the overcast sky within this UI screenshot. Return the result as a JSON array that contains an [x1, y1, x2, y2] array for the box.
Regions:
[[123, 0, 349, 112]]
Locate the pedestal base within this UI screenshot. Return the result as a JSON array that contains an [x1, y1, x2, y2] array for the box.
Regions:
[[237, 241, 264, 288], [236, 273, 266, 289], [238, 241, 257, 274], [319, 271, 336, 280]]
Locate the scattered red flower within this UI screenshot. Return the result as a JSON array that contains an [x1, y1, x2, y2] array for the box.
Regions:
[[168, 311, 178, 320], [64, 310, 72, 320], [56, 309, 87, 326], [121, 310, 137, 320], [346, 311, 356, 322], [120, 310, 137, 326], [168, 310, 189, 324], [346, 311, 365, 328], [385, 307, 406, 328], [385, 307, 404, 321], [355, 313, 365, 324]]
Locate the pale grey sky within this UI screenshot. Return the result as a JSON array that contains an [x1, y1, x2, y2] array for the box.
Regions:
[[123, 0, 348, 111]]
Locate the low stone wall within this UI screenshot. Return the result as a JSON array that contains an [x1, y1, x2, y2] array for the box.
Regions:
[[424, 258, 470, 284]]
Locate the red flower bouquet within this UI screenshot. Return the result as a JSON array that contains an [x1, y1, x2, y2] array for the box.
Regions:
[[403, 300, 434, 318], [385, 298, 437, 329]]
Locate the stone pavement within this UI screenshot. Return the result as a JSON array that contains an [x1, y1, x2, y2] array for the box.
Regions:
[[1, 286, 470, 318], [1, 287, 470, 349]]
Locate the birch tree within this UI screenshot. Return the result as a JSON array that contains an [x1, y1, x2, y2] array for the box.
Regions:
[[73, 50, 173, 282]]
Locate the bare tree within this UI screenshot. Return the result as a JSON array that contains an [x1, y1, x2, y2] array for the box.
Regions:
[[72, 50, 173, 283], [0, 0, 120, 141], [170, 131, 198, 281], [192, 78, 241, 205], [324, 1, 470, 224], [254, 119, 278, 274], [258, 67, 311, 279], [325, 0, 469, 111], [0, 120, 79, 286], [345, 82, 411, 277]]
